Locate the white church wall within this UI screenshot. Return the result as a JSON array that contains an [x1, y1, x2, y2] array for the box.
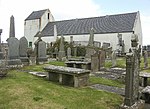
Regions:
[[132, 11, 143, 47], [40, 32, 133, 52], [24, 19, 40, 45], [40, 10, 54, 31]]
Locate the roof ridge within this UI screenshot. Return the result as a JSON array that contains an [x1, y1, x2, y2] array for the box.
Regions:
[[52, 11, 138, 23]]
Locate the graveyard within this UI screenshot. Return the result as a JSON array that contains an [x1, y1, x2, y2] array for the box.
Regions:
[[0, 13, 150, 109]]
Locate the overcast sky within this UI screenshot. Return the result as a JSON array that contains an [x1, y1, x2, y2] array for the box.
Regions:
[[0, 0, 150, 45]]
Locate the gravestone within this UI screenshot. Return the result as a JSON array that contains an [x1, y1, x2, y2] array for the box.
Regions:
[[38, 40, 47, 63], [58, 36, 66, 61], [7, 37, 21, 65], [7, 15, 21, 66], [111, 50, 117, 67], [19, 36, 29, 65], [91, 52, 99, 72], [34, 32, 47, 64], [99, 50, 105, 68], [143, 50, 148, 68], [73, 46, 77, 57], [121, 34, 144, 109], [102, 42, 110, 49], [53, 47, 58, 58], [67, 47, 71, 59]]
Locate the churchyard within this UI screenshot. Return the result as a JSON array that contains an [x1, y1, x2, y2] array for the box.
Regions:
[[1, 15, 150, 109]]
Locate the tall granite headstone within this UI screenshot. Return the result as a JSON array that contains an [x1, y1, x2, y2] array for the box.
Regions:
[[7, 15, 21, 65], [58, 36, 66, 61], [9, 15, 15, 38], [19, 36, 29, 65], [121, 34, 144, 109]]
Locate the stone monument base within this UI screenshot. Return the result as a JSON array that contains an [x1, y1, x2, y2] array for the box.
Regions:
[[38, 57, 47, 62], [7, 59, 22, 65], [120, 100, 145, 109], [20, 57, 29, 65]]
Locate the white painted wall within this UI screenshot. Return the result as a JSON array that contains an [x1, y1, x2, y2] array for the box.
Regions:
[[39, 32, 133, 52], [132, 11, 143, 47], [24, 19, 40, 44], [40, 9, 54, 31], [24, 9, 54, 47]]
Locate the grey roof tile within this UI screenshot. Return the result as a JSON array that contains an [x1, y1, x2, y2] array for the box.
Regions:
[[25, 9, 48, 21], [40, 12, 137, 37]]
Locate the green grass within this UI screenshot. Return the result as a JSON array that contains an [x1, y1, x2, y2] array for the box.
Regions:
[[49, 61, 65, 66], [90, 76, 124, 88], [0, 70, 123, 109], [105, 57, 126, 68]]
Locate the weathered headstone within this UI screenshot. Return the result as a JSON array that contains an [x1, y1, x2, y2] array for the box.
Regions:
[[121, 34, 144, 109], [7, 37, 21, 65], [34, 32, 47, 64], [53, 47, 58, 58], [67, 47, 71, 59], [58, 36, 66, 61], [91, 52, 99, 72], [99, 50, 105, 68], [19, 36, 29, 65], [73, 46, 77, 57], [38, 40, 47, 63], [143, 50, 148, 68], [111, 50, 117, 67]]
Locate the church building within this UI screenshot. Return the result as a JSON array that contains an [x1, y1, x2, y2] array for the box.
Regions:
[[24, 9, 142, 52]]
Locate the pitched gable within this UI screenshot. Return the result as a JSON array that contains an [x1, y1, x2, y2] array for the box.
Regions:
[[25, 9, 48, 21]]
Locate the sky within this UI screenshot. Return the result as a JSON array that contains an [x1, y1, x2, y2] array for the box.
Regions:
[[0, 0, 150, 45]]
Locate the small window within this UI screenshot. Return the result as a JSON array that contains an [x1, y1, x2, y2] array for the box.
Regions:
[[48, 13, 50, 19], [29, 42, 32, 47]]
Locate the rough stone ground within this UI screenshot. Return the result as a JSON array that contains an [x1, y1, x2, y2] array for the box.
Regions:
[[90, 68, 150, 108], [90, 84, 125, 96]]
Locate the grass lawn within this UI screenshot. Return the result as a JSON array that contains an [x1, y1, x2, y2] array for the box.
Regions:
[[0, 65, 123, 109]]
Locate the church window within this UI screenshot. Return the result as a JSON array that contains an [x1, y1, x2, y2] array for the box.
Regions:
[[48, 13, 50, 19]]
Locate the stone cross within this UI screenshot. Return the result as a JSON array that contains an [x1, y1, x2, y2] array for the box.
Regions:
[[121, 34, 144, 108], [88, 28, 94, 46], [9, 15, 15, 38]]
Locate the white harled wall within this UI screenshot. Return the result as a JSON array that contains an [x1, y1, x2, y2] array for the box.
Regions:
[[24, 9, 54, 47], [37, 32, 133, 52]]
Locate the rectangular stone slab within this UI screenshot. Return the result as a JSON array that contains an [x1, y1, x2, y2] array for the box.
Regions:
[[43, 65, 90, 87]]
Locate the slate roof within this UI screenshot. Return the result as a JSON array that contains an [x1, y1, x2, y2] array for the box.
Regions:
[[25, 9, 48, 21], [40, 12, 137, 37]]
